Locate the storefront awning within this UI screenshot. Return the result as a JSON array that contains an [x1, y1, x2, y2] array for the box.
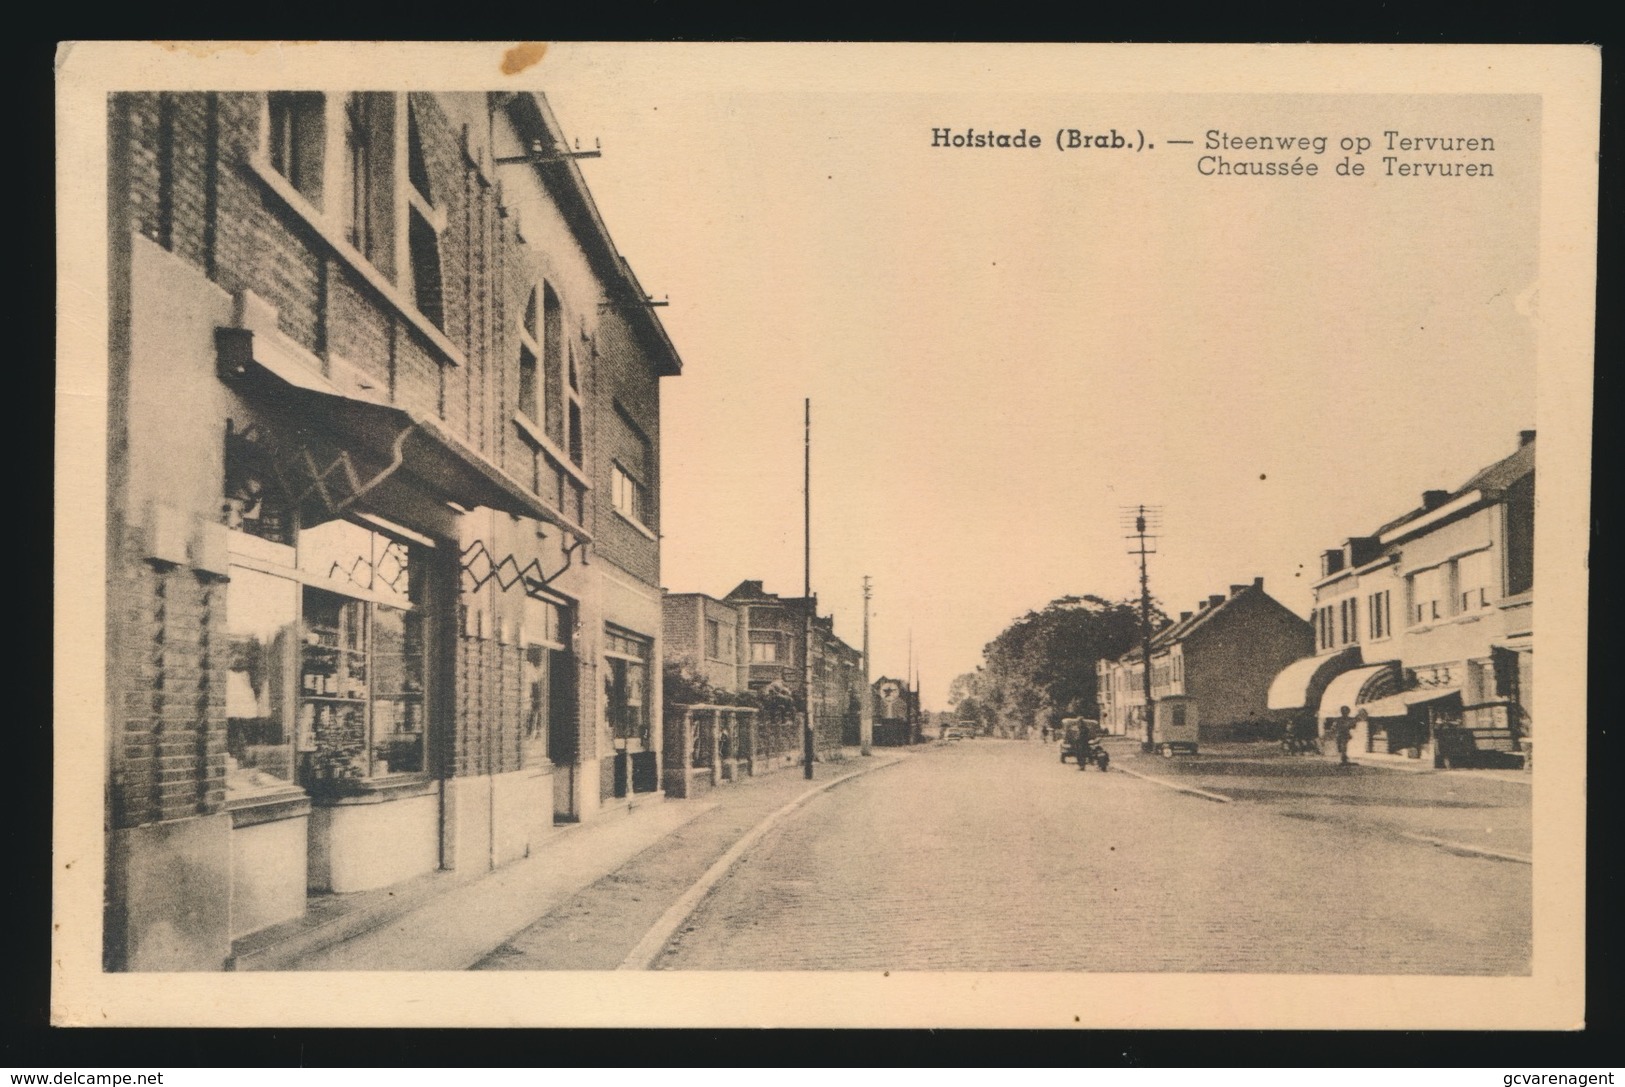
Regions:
[[1318, 662, 1402, 720], [217, 327, 590, 541], [1267, 646, 1362, 711]]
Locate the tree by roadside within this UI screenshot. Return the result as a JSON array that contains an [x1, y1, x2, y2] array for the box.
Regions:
[[951, 595, 1165, 735]]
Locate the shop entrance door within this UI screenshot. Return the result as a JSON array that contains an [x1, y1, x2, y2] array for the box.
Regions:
[[548, 647, 578, 821]]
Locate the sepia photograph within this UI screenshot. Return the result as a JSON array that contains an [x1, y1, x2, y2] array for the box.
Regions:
[[53, 41, 1597, 1029]]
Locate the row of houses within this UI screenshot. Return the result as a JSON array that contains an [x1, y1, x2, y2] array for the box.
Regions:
[[1096, 433, 1536, 769], [103, 88, 925, 972], [663, 584, 922, 795]]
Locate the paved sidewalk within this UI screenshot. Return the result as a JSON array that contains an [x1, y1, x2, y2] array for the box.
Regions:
[[475, 750, 906, 970], [1098, 737, 1531, 858], [262, 750, 904, 971]]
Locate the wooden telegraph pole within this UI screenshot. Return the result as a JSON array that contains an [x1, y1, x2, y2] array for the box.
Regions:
[[1124, 506, 1162, 753], [860, 576, 873, 756], [803, 398, 815, 779]]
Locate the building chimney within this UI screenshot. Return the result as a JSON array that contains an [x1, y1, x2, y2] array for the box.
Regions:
[[1208, 594, 1226, 609], [1230, 584, 1247, 598], [1422, 490, 1451, 511], [1519, 429, 1536, 448], [1180, 611, 1193, 622], [1253, 576, 1264, 590]]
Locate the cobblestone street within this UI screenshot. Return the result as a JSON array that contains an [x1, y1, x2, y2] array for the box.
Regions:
[[654, 739, 1531, 973]]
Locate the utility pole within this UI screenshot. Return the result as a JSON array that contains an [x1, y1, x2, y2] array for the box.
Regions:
[[860, 575, 873, 756], [803, 398, 815, 779], [1124, 505, 1162, 753]]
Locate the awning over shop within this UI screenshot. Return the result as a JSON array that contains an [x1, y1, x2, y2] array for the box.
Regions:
[[216, 326, 590, 541], [1354, 692, 1412, 718], [1267, 646, 1361, 711], [1317, 662, 1402, 720]]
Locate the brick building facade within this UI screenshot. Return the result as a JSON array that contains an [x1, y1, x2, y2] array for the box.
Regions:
[[720, 580, 864, 759], [1097, 578, 1312, 741], [104, 91, 680, 970]]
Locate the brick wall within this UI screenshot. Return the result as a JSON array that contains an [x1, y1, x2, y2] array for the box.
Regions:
[[107, 529, 228, 830], [591, 313, 660, 585], [1186, 592, 1314, 731]]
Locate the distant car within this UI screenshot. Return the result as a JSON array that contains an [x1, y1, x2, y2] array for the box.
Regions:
[[944, 726, 972, 740], [1059, 718, 1109, 770]]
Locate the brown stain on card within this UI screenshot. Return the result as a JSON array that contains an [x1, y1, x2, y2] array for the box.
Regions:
[[502, 42, 548, 75]]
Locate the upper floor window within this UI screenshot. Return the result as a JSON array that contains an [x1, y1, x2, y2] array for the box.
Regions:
[[259, 92, 452, 342], [1410, 566, 1444, 626], [705, 618, 722, 660], [267, 92, 325, 205], [403, 99, 443, 328], [1315, 604, 1336, 650], [342, 93, 396, 275], [750, 638, 780, 663], [1338, 597, 1359, 645], [1456, 548, 1496, 612], [1368, 589, 1392, 640], [518, 285, 542, 423], [611, 462, 646, 525]]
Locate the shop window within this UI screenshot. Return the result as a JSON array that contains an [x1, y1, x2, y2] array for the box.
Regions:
[[295, 518, 427, 789], [222, 423, 294, 546], [522, 596, 572, 769], [604, 627, 651, 750], [611, 463, 646, 525], [1456, 549, 1496, 612], [225, 566, 300, 797], [266, 92, 325, 206]]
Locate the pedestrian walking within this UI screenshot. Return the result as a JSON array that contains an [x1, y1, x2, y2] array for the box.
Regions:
[[1330, 706, 1357, 765]]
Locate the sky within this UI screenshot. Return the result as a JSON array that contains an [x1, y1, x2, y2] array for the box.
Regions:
[[532, 47, 1540, 710]]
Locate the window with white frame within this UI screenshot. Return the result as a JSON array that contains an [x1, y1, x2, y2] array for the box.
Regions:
[[342, 93, 396, 274], [566, 340, 585, 466], [1456, 549, 1496, 612], [267, 92, 325, 205], [1368, 589, 1392, 640], [1410, 566, 1445, 626], [750, 637, 780, 663], [522, 595, 571, 769], [259, 92, 453, 338], [543, 283, 564, 433], [403, 98, 444, 329], [518, 285, 541, 424], [611, 462, 646, 525], [1338, 597, 1359, 645]]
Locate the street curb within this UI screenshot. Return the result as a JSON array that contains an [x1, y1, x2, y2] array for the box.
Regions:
[[1397, 832, 1532, 865], [1112, 765, 1233, 804], [617, 754, 906, 970]]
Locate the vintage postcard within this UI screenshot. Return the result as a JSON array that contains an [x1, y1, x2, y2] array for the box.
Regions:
[[54, 41, 1598, 1028]]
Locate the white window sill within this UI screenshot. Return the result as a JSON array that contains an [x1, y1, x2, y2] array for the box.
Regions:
[[247, 155, 466, 368], [513, 412, 592, 489], [614, 508, 659, 541]]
